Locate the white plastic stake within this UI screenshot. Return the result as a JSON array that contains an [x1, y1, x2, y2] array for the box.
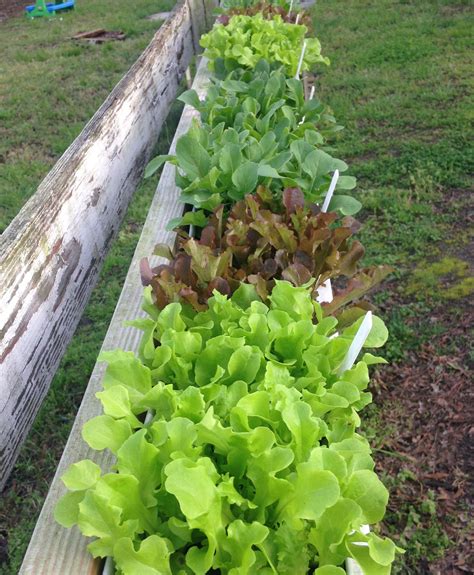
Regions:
[[345, 525, 371, 574], [346, 557, 365, 575], [338, 311, 372, 374], [316, 278, 333, 303], [144, 410, 154, 425], [295, 13, 301, 25], [299, 83, 316, 125], [295, 40, 307, 79], [189, 205, 197, 238], [321, 169, 339, 213]]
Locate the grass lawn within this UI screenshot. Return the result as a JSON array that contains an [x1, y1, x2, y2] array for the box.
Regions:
[[0, 0, 174, 233], [0, 0, 473, 573], [312, 0, 473, 572]]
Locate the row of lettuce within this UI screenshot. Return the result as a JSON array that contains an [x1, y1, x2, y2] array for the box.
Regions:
[[54, 5, 403, 575]]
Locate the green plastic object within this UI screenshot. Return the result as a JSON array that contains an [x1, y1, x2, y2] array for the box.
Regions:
[[27, 1, 56, 19]]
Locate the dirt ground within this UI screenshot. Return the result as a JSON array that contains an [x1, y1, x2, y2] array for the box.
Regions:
[[374, 307, 474, 573], [0, 1, 29, 20], [370, 187, 474, 574]]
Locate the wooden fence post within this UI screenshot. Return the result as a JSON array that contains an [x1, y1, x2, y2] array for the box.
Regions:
[[0, 0, 211, 489]]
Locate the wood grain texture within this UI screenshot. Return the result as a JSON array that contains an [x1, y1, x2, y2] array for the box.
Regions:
[[18, 55, 212, 575], [0, 0, 211, 488]]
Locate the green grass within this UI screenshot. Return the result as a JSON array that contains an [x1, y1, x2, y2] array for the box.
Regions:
[[0, 0, 174, 233], [312, 0, 473, 571]]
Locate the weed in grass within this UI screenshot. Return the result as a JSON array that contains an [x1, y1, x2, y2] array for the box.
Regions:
[[394, 522, 450, 574], [385, 494, 452, 575], [407, 257, 474, 300]]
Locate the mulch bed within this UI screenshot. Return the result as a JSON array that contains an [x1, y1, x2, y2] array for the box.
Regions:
[[373, 302, 473, 574], [0, 0, 29, 20]]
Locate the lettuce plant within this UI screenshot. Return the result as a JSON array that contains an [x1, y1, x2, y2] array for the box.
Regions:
[[55, 282, 402, 574], [200, 14, 329, 77], [219, 0, 288, 12], [145, 63, 359, 220], [140, 188, 391, 311], [176, 62, 342, 143], [217, 1, 313, 32], [145, 118, 359, 217]]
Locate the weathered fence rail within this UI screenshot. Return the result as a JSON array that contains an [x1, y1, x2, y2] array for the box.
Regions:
[[0, 0, 213, 489], [18, 51, 212, 575]]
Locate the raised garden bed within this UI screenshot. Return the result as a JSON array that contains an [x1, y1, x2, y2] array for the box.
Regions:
[[6, 2, 403, 574]]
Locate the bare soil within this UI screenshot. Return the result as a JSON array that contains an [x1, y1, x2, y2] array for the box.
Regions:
[[374, 307, 473, 573], [0, 1, 29, 20]]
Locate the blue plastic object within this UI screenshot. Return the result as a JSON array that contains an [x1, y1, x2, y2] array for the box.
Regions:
[[25, 1, 75, 14]]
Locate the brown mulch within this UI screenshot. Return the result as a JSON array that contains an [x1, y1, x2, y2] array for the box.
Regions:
[[372, 303, 473, 574], [0, 0, 29, 20]]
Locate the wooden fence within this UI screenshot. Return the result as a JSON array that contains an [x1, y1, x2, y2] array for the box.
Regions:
[[0, 0, 213, 489], [19, 49, 212, 575]]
